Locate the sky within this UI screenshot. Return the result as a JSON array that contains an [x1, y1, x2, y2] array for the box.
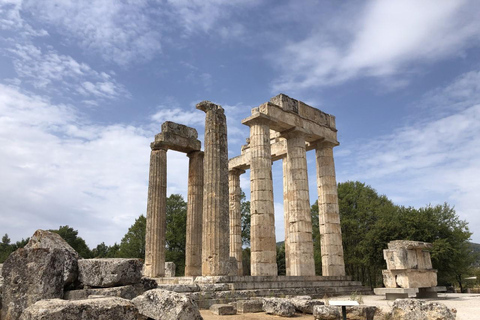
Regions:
[[1, 0, 480, 247]]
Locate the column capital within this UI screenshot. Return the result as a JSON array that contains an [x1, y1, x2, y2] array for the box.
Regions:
[[241, 113, 274, 127], [312, 139, 339, 149], [229, 168, 245, 176], [279, 127, 308, 140], [187, 150, 204, 159], [150, 142, 169, 151], [196, 101, 224, 114]]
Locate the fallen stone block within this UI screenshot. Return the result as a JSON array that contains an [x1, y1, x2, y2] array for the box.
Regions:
[[78, 258, 142, 287], [1, 248, 66, 320], [346, 305, 376, 320], [21, 297, 140, 320], [132, 288, 203, 320], [210, 304, 236, 315], [389, 299, 456, 320], [291, 297, 324, 314], [263, 297, 296, 317], [24, 229, 80, 287], [64, 285, 138, 300], [313, 305, 341, 320], [236, 300, 263, 313]]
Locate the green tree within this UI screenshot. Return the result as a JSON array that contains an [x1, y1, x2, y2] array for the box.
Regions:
[[165, 194, 187, 276], [242, 247, 251, 276], [276, 243, 286, 275], [50, 225, 92, 258], [240, 191, 251, 246], [0, 233, 13, 263], [310, 201, 322, 275], [117, 215, 146, 259]]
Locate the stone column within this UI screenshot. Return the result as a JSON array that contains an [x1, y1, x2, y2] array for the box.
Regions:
[[197, 101, 229, 276], [282, 157, 291, 275], [185, 150, 204, 276], [315, 141, 346, 277], [229, 169, 245, 276], [247, 117, 277, 276], [144, 147, 167, 277], [284, 131, 315, 276]]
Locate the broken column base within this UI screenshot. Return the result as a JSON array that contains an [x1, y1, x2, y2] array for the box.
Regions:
[[374, 286, 447, 300], [382, 269, 437, 288]]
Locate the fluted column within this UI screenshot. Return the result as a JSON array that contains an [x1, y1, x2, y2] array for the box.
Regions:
[[185, 150, 204, 276], [144, 147, 167, 277], [197, 101, 229, 276], [282, 157, 291, 275], [284, 132, 315, 276], [247, 117, 277, 276], [229, 168, 245, 276], [315, 141, 346, 276]]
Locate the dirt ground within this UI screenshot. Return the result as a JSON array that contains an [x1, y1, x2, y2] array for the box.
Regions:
[[200, 293, 480, 320]]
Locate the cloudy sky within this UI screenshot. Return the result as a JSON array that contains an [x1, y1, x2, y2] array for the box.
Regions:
[[1, 0, 479, 247]]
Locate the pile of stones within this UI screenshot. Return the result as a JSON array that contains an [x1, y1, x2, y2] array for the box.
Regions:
[[0, 230, 202, 320]]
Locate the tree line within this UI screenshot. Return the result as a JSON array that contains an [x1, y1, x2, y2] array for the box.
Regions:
[[1, 181, 476, 291]]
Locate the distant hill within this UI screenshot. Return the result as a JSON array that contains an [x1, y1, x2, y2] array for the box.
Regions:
[[470, 242, 480, 266]]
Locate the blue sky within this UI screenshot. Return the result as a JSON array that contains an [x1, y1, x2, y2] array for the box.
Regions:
[[1, 0, 480, 247]]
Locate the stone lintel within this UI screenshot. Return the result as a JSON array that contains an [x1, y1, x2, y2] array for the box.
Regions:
[[196, 100, 224, 113], [161, 121, 198, 139], [151, 132, 201, 153], [387, 240, 433, 250]]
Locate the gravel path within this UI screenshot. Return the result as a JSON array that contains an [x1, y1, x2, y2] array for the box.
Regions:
[[200, 293, 480, 320]]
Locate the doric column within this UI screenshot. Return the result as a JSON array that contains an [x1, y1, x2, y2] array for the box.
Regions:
[[197, 101, 229, 276], [185, 150, 204, 276], [284, 131, 315, 276], [144, 147, 167, 277], [229, 168, 245, 276], [282, 156, 291, 275], [315, 141, 346, 276], [246, 117, 277, 276]]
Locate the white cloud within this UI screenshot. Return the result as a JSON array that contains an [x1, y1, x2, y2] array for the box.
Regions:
[[335, 70, 480, 241], [271, 0, 480, 92], [0, 84, 191, 246], [6, 44, 128, 100], [20, 0, 162, 66], [151, 107, 205, 127]]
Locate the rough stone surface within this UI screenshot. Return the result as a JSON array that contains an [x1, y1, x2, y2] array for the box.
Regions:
[[78, 258, 142, 288], [209, 304, 236, 315], [1, 248, 65, 320], [389, 299, 456, 320], [197, 101, 230, 276], [262, 298, 296, 317], [24, 229, 79, 286], [165, 262, 176, 277], [236, 300, 263, 313], [346, 305, 377, 320], [229, 169, 245, 276], [291, 297, 324, 314], [20, 297, 140, 320], [64, 285, 138, 300], [313, 305, 341, 320], [132, 289, 203, 320]]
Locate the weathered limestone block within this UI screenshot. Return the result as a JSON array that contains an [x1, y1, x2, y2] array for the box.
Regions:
[[132, 289, 203, 320], [345, 305, 377, 320], [384, 248, 433, 270], [165, 262, 176, 277], [383, 270, 437, 288], [389, 299, 456, 320], [209, 304, 236, 315], [291, 298, 324, 314], [236, 300, 263, 313], [1, 248, 65, 320], [313, 305, 340, 320], [24, 229, 79, 286], [20, 297, 140, 320], [78, 258, 142, 288], [152, 121, 201, 153], [64, 285, 138, 300], [262, 298, 296, 317]]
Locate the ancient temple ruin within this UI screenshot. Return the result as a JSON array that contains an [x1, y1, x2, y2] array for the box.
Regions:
[[143, 94, 364, 303]]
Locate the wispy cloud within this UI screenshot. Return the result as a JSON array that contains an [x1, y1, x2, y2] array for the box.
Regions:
[[271, 0, 480, 92], [6, 44, 128, 100]]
